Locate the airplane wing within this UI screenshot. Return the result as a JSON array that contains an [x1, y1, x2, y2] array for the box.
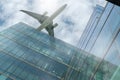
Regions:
[[37, 18, 53, 31], [20, 10, 47, 23], [37, 4, 67, 31], [49, 4, 67, 21]]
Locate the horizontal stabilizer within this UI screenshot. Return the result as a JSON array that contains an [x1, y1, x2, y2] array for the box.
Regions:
[[37, 4, 67, 31]]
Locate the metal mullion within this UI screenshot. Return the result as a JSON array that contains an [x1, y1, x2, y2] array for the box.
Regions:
[[84, 16, 100, 50], [81, 11, 98, 49], [74, 3, 115, 79], [0, 32, 79, 72], [0, 71, 15, 80], [11, 27, 78, 70], [3, 32, 63, 65], [0, 39, 61, 79], [89, 4, 115, 52], [89, 28, 120, 80], [78, 10, 98, 48], [0, 52, 16, 80], [11, 27, 71, 59], [0, 50, 61, 80], [82, 15, 99, 50]]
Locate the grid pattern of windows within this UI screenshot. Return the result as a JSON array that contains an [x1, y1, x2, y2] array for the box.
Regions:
[[0, 22, 118, 80], [78, 5, 104, 51], [78, 2, 120, 80]]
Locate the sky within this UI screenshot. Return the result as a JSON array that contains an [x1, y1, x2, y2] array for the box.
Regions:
[[0, 0, 107, 46]]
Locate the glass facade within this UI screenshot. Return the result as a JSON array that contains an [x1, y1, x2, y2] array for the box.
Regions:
[[78, 2, 120, 80], [78, 5, 104, 52], [0, 22, 118, 80]]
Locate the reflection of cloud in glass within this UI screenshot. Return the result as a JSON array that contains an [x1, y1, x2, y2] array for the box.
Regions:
[[0, 0, 106, 46]]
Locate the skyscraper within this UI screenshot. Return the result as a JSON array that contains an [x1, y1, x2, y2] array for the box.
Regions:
[[0, 22, 118, 80], [78, 5, 104, 51], [78, 2, 120, 80]]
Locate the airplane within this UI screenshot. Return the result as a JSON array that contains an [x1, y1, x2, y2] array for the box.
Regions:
[[20, 4, 67, 37]]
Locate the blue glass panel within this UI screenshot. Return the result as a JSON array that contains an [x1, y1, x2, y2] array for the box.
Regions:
[[0, 75, 7, 80]]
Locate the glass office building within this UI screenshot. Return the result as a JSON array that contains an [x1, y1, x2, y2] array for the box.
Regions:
[[78, 2, 120, 80], [78, 5, 104, 51], [0, 22, 118, 80]]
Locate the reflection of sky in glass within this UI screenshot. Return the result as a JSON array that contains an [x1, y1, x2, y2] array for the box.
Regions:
[[0, 0, 106, 46], [105, 42, 120, 65], [116, 32, 120, 51], [0, 22, 118, 80], [91, 3, 120, 58], [0, 75, 7, 80], [78, 5, 104, 50]]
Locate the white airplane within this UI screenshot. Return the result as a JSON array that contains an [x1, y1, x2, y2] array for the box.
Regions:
[[20, 4, 67, 37]]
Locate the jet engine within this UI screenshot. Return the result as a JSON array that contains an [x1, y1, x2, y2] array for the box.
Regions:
[[53, 23, 58, 28]]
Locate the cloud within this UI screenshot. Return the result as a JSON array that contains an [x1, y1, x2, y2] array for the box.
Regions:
[[0, 0, 106, 46]]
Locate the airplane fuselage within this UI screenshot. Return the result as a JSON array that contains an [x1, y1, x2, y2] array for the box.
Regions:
[[21, 4, 67, 37], [38, 16, 54, 36]]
